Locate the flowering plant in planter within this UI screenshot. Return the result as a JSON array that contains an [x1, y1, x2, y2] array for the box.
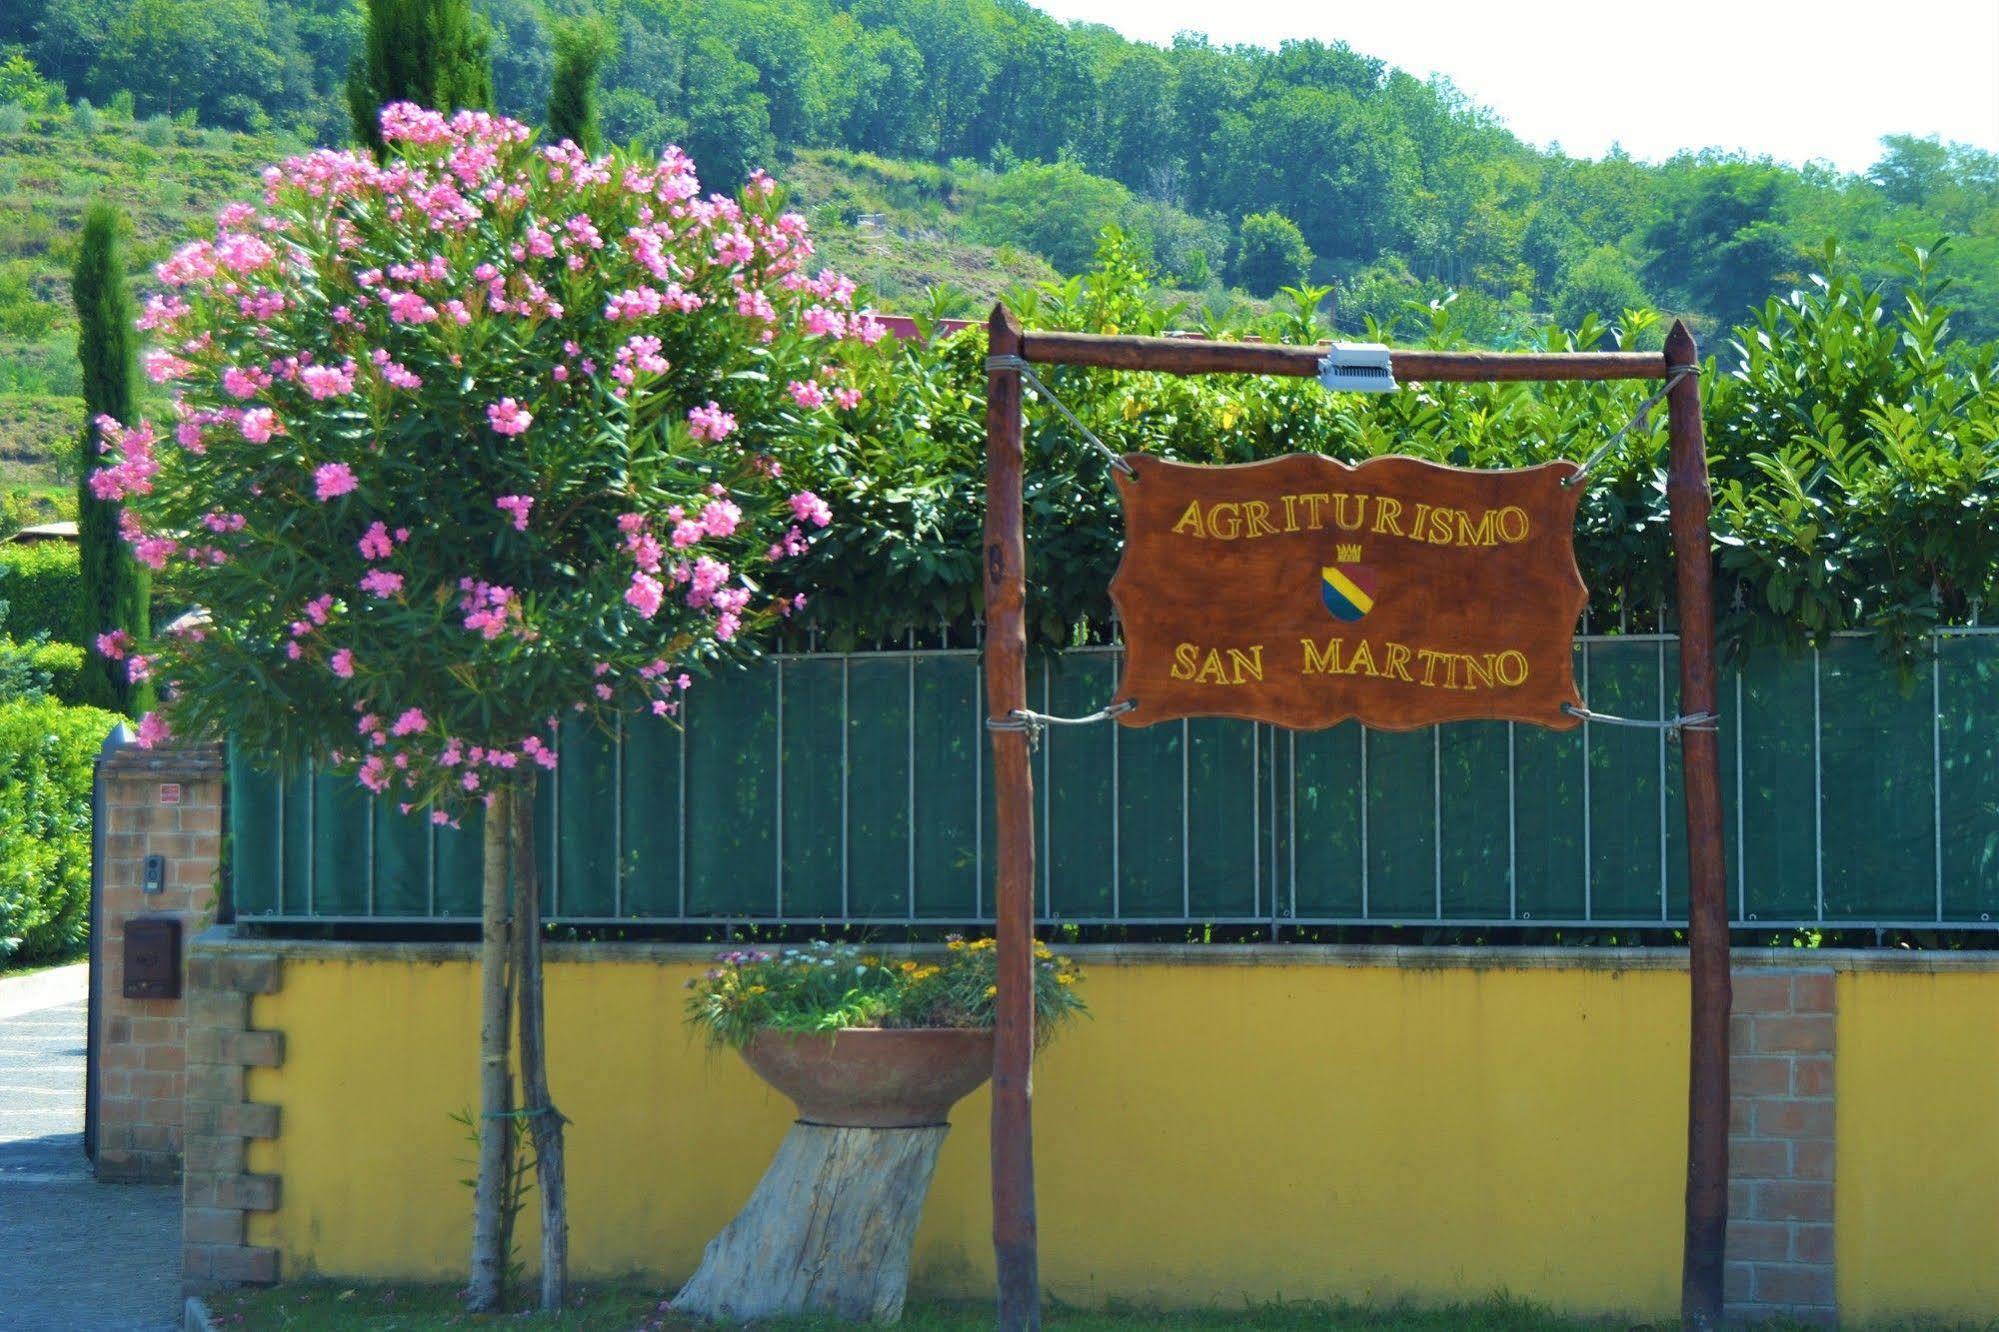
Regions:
[[685, 937, 1086, 1050], [671, 936, 1088, 1321], [95, 102, 880, 1311]]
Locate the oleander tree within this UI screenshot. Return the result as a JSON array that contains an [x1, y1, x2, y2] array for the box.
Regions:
[[98, 102, 878, 1311]]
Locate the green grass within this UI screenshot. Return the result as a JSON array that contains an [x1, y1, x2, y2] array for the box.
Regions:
[[0, 113, 301, 488], [202, 1286, 1612, 1330], [194, 1284, 1999, 1331]]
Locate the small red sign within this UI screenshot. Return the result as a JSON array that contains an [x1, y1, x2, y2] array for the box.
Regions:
[[158, 783, 181, 805]]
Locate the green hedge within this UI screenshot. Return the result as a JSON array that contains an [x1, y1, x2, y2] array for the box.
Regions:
[[778, 238, 1999, 667], [0, 541, 86, 646], [0, 639, 88, 705], [0, 698, 117, 966]]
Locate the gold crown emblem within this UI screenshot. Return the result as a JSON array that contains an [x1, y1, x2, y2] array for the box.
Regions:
[[1336, 543, 1362, 563]]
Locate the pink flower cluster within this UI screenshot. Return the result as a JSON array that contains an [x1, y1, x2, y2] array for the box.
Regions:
[[105, 100, 865, 816], [486, 398, 532, 436]]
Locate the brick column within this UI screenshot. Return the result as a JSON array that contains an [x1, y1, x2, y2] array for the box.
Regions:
[[182, 941, 284, 1289], [1726, 967, 1836, 1323], [94, 743, 223, 1183]]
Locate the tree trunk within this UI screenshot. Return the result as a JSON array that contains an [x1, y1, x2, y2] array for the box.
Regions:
[[466, 795, 515, 1312], [509, 778, 569, 1312], [671, 1123, 950, 1324]]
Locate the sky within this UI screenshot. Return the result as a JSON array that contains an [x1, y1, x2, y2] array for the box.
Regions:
[[1026, 0, 1999, 174]]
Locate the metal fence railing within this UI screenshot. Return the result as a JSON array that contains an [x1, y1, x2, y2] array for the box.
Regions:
[[227, 628, 1999, 931]]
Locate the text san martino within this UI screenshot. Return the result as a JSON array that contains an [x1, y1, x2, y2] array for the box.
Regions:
[[1164, 490, 1537, 693]]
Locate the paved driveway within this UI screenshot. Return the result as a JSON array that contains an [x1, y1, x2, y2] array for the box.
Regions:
[[0, 967, 180, 1331]]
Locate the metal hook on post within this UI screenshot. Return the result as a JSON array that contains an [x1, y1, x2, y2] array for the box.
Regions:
[[987, 354, 1136, 479]]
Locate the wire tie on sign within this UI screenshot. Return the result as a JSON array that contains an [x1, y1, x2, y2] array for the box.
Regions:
[[986, 700, 1137, 750], [1562, 702, 1719, 735], [987, 354, 1137, 478], [1562, 364, 1701, 487]]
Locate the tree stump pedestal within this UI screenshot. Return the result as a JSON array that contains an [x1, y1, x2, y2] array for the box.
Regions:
[[670, 1121, 950, 1323], [671, 1027, 995, 1323]]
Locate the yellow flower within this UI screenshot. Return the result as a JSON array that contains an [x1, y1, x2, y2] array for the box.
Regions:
[[1121, 396, 1143, 421], [1219, 404, 1241, 431], [1033, 942, 1052, 959], [970, 938, 996, 952], [946, 939, 966, 951], [1057, 975, 1075, 986], [984, 984, 998, 997], [747, 985, 767, 995], [861, 955, 880, 966], [898, 960, 918, 973]]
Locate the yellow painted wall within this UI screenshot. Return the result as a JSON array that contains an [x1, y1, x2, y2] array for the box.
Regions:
[[1836, 970, 1999, 1321], [245, 955, 1689, 1317]]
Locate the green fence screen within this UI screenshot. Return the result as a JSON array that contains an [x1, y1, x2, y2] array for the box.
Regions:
[[227, 631, 1999, 929]]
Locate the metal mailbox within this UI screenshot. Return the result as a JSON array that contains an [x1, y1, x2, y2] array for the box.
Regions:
[[122, 917, 181, 999]]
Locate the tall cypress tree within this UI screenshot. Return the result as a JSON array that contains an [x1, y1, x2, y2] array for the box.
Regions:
[[346, 0, 495, 157], [547, 19, 609, 154], [72, 200, 148, 716]]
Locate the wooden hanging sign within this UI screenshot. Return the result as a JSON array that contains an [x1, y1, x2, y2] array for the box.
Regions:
[[1108, 452, 1588, 731]]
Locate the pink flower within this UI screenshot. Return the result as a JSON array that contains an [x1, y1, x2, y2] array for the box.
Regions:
[[95, 630, 130, 660], [360, 569, 404, 598], [300, 361, 357, 400], [625, 571, 664, 619], [486, 398, 532, 436], [686, 401, 735, 442], [698, 499, 741, 538], [787, 379, 825, 409], [833, 387, 862, 411], [358, 522, 394, 560], [240, 408, 278, 442], [314, 462, 358, 501], [143, 350, 193, 384], [213, 232, 276, 275], [391, 708, 428, 737], [789, 491, 832, 528], [495, 495, 534, 531], [330, 648, 356, 678], [457, 580, 516, 638], [135, 711, 173, 749]]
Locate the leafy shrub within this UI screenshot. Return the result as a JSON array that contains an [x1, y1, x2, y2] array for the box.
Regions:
[[0, 697, 117, 965], [0, 639, 88, 705], [1233, 210, 1313, 297], [136, 115, 174, 148], [685, 937, 1085, 1050], [0, 542, 85, 646], [0, 46, 63, 116], [0, 105, 26, 135], [779, 234, 1999, 664]]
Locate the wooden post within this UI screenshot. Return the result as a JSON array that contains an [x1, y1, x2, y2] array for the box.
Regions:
[[1666, 319, 1731, 1329], [984, 303, 1040, 1331]]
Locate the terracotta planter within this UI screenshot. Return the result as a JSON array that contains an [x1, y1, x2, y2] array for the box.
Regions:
[[740, 1027, 995, 1129]]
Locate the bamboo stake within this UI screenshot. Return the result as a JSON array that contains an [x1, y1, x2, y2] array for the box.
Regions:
[[510, 777, 569, 1311], [467, 794, 514, 1312], [985, 303, 1040, 1331], [1666, 319, 1731, 1328]]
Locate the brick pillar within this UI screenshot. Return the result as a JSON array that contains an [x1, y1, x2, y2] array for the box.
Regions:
[[182, 943, 284, 1290], [94, 743, 224, 1183], [1726, 967, 1836, 1322]]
